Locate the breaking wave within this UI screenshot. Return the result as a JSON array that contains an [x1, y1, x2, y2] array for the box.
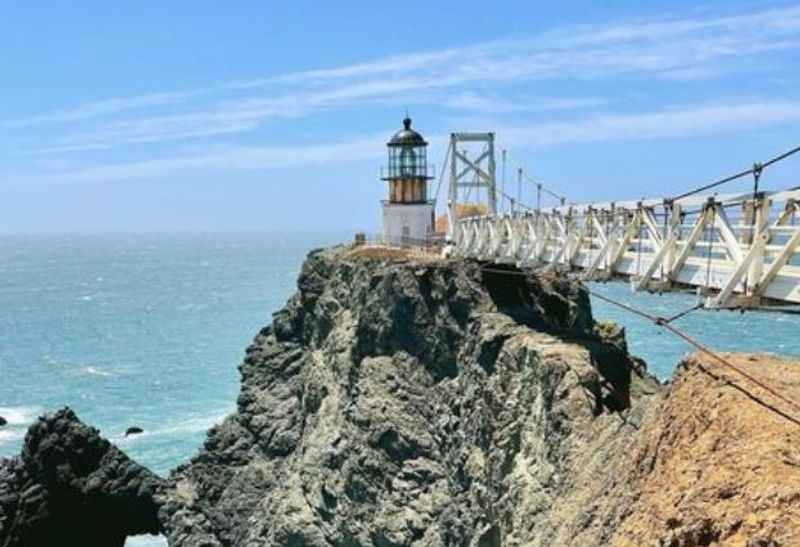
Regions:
[[0, 429, 25, 448], [80, 366, 115, 377], [0, 405, 41, 426], [114, 409, 232, 445], [0, 406, 41, 452]]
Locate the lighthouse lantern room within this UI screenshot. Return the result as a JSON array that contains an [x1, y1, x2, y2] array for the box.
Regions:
[[381, 117, 434, 242]]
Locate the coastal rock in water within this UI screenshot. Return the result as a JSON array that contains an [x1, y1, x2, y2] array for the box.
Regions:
[[0, 407, 163, 547], [126, 426, 145, 437], [0, 416, 6, 427], [159, 247, 659, 546]]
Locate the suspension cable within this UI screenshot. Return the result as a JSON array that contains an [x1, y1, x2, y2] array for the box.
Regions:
[[503, 149, 571, 207], [500, 143, 800, 211], [586, 288, 800, 422], [524, 172, 569, 205], [662, 302, 705, 324], [478, 265, 800, 424], [433, 140, 452, 206], [589, 289, 800, 418], [762, 143, 800, 169], [673, 143, 800, 202], [498, 188, 535, 212]]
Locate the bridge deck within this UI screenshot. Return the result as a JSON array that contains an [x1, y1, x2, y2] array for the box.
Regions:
[[451, 188, 800, 308]]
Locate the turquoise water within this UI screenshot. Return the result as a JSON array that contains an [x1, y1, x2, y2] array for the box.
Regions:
[[0, 233, 345, 547], [588, 281, 800, 379], [2, 234, 800, 546]]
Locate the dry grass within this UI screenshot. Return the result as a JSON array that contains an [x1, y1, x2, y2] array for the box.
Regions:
[[612, 352, 800, 546], [347, 244, 443, 262], [435, 203, 490, 233]]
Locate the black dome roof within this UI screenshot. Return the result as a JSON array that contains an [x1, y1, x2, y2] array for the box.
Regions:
[[388, 117, 427, 146]]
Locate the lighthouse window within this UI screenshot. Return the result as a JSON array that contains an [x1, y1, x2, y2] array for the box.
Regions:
[[400, 146, 417, 176], [389, 148, 398, 177]]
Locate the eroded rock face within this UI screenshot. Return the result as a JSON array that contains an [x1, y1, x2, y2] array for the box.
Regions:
[[159, 247, 659, 546], [0, 408, 163, 547]]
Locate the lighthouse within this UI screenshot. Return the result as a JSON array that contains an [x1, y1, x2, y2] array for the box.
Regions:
[[381, 117, 435, 243]]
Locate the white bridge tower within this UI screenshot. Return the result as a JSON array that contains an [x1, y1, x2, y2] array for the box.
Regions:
[[447, 132, 497, 242]]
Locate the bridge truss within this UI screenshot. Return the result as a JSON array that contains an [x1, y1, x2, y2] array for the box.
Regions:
[[446, 132, 497, 240], [448, 147, 800, 309]]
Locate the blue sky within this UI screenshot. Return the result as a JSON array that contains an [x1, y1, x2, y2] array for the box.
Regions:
[[2, 1, 800, 232]]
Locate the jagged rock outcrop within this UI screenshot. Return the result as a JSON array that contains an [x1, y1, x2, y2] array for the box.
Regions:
[[158, 246, 660, 546], [0, 408, 163, 547]]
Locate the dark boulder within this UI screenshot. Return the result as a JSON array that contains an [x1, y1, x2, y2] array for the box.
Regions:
[[0, 407, 163, 547], [0, 416, 6, 427]]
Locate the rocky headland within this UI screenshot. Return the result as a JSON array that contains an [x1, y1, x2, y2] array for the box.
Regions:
[[2, 245, 799, 546]]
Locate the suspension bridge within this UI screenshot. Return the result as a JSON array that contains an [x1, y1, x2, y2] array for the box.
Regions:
[[442, 133, 800, 310]]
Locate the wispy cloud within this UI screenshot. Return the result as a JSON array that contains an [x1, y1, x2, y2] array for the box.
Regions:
[[2, 91, 204, 129], [501, 101, 800, 148], [6, 3, 800, 154], [445, 92, 608, 113], [9, 135, 386, 185], [539, 5, 800, 46], [9, 100, 799, 188]]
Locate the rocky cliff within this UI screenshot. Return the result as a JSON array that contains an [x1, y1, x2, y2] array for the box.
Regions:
[[2, 245, 799, 547], [157, 246, 660, 546]]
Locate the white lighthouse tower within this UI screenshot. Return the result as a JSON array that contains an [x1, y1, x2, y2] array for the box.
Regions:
[[381, 117, 435, 243]]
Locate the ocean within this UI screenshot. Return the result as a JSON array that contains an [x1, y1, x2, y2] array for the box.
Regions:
[[1, 233, 799, 546]]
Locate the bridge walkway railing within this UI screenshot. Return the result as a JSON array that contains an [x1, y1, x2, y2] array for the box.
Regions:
[[452, 187, 800, 308]]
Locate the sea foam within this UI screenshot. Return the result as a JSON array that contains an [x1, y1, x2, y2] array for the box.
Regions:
[[124, 534, 168, 547], [0, 405, 41, 426], [0, 429, 25, 448], [0, 406, 40, 451], [114, 409, 231, 445], [80, 365, 115, 377]]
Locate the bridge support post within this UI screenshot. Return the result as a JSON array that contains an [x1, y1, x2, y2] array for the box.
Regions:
[[665, 202, 682, 283], [745, 196, 770, 301], [752, 199, 800, 303], [447, 132, 496, 244], [448, 134, 458, 244]]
